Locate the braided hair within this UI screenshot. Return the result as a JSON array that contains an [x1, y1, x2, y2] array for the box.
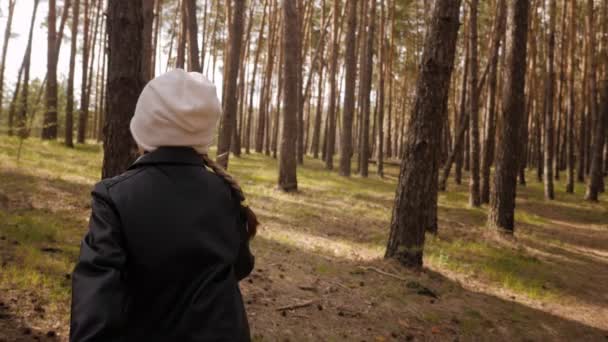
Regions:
[[201, 153, 258, 240]]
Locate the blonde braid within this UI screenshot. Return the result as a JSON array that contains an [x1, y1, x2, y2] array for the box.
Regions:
[[200, 153, 245, 202], [201, 153, 259, 240]]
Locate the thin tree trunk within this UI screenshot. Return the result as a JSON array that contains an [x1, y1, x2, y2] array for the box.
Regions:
[[216, 0, 246, 168], [185, 0, 201, 71], [76, 0, 91, 143], [339, 0, 358, 176], [325, 0, 341, 169], [66, 0, 80, 147], [141, 0, 154, 82], [245, 0, 268, 154], [176, 0, 187, 69], [151, 0, 162, 78], [468, 0, 481, 206], [16, 0, 40, 138], [566, 0, 576, 193], [42, 0, 58, 140], [376, 0, 387, 177], [256, 1, 278, 153], [85, 0, 102, 140], [359, 0, 376, 178], [543, 0, 557, 200], [311, 11, 326, 160], [481, 0, 506, 203], [0, 0, 16, 127]]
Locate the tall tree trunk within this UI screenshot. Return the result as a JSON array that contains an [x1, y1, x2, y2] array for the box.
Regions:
[[586, 81, 608, 201], [339, 0, 358, 177], [102, 0, 145, 178], [66, 0, 80, 147], [439, 40, 469, 191], [566, 0, 576, 193], [385, 0, 395, 160], [272, 37, 284, 159], [77, 0, 91, 144], [455, 23, 469, 186], [481, 0, 506, 203], [176, 0, 187, 69], [278, 0, 299, 191], [256, 2, 278, 153], [359, 0, 376, 178], [488, 0, 529, 233], [468, 0, 481, 206], [185, 0, 201, 72], [385, 0, 461, 268], [85, 0, 102, 140], [543, 0, 556, 200], [376, 0, 387, 177], [216, 0, 246, 169], [245, 0, 268, 154], [43, 0, 58, 140], [311, 0, 327, 159], [0, 0, 16, 126], [142, 0, 154, 81], [17, 0, 40, 138], [324, 0, 340, 169], [151, 0, 162, 78]]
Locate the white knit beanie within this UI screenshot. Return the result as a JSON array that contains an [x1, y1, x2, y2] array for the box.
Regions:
[[130, 69, 222, 154]]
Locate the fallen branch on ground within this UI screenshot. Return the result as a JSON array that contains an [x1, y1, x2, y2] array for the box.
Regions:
[[357, 266, 408, 282], [276, 300, 316, 311]]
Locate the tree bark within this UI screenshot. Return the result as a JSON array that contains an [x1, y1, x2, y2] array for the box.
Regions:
[[216, 0, 246, 169], [77, 0, 91, 144], [543, 0, 557, 199], [339, 0, 358, 177], [488, 0, 529, 233], [185, 0, 201, 72], [324, 0, 340, 169], [0, 0, 16, 127], [176, 0, 187, 69], [245, 0, 268, 154], [385, 0, 461, 268], [481, 0, 506, 203], [43, 0, 58, 140], [566, 0, 576, 193], [359, 0, 376, 178], [468, 0, 481, 206], [66, 0, 80, 147], [102, 0, 145, 178], [142, 0, 155, 81], [586, 80, 608, 201], [376, 0, 387, 177], [16, 0, 40, 138], [278, 0, 299, 192]]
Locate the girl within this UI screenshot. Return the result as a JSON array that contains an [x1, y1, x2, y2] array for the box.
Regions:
[[70, 69, 257, 341]]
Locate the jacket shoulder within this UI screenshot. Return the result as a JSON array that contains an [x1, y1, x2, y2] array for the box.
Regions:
[[100, 168, 146, 189]]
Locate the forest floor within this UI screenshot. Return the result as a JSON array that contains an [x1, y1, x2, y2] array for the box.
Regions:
[[0, 136, 607, 341]]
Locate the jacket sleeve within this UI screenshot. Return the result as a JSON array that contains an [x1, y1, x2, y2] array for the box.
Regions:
[[234, 206, 255, 281], [70, 182, 129, 342]]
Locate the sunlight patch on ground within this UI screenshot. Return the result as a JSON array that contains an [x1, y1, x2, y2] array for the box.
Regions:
[[259, 223, 383, 262]]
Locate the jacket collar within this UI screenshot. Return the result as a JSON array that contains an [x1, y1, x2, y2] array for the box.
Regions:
[[128, 147, 206, 170]]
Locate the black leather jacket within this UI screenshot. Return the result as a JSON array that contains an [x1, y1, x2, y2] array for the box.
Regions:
[[70, 147, 254, 342]]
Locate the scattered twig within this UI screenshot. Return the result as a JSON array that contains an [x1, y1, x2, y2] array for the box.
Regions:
[[357, 266, 409, 282], [276, 300, 316, 311]]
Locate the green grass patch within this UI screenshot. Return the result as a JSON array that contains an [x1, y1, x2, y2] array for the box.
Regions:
[[425, 235, 556, 300]]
